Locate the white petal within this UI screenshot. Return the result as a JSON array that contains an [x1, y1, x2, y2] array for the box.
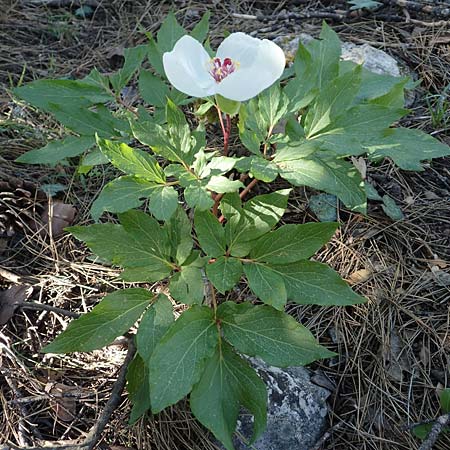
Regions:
[[216, 32, 261, 69], [163, 35, 216, 98], [217, 38, 285, 101]]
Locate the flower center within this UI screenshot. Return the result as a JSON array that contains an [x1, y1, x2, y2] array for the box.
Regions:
[[209, 57, 238, 83]]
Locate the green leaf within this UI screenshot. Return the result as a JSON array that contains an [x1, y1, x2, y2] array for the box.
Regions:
[[190, 11, 211, 42], [250, 158, 279, 182], [156, 12, 186, 53], [369, 79, 408, 109], [273, 141, 318, 162], [110, 45, 148, 92], [412, 423, 433, 440], [190, 341, 267, 450], [292, 22, 341, 97], [48, 103, 124, 138], [164, 206, 193, 265], [277, 154, 366, 213], [149, 186, 179, 221], [365, 183, 382, 201], [83, 68, 111, 91], [136, 294, 174, 363], [272, 260, 366, 305], [194, 210, 226, 257], [78, 147, 109, 172], [184, 182, 215, 210], [90, 175, 158, 221], [206, 256, 242, 294], [225, 189, 291, 257], [239, 128, 262, 154], [139, 70, 169, 107], [258, 84, 289, 129], [149, 306, 218, 412], [305, 65, 362, 138], [43, 288, 154, 353], [146, 34, 165, 76], [207, 156, 242, 175], [166, 99, 192, 156], [13, 79, 113, 112], [169, 266, 204, 305], [16, 135, 95, 164], [367, 128, 450, 171], [126, 354, 151, 424], [96, 137, 165, 182], [69, 210, 172, 281], [243, 263, 287, 310], [195, 100, 214, 116], [219, 302, 335, 366], [440, 389, 450, 413], [206, 175, 244, 193], [216, 94, 241, 116], [119, 209, 171, 260], [131, 118, 189, 165], [381, 195, 404, 221], [311, 105, 407, 156], [250, 222, 338, 264]]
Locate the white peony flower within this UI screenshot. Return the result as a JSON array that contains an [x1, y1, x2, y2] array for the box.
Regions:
[[162, 32, 286, 102]]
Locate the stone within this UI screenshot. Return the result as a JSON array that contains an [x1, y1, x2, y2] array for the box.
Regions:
[[228, 358, 331, 450], [274, 33, 415, 106], [341, 42, 401, 77]]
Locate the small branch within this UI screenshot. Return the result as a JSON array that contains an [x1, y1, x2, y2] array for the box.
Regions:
[[20, 302, 80, 318], [83, 338, 136, 449], [310, 422, 344, 450], [418, 413, 450, 450], [379, 0, 450, 18], [21, 0, 100, 7], [3, 339, 136, 450], [0, 267, 40, 286]]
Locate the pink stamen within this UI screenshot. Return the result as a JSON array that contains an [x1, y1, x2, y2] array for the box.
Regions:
[[209, 57, 237, 83]]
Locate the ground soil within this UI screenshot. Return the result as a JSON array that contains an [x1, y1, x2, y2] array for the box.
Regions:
[[1, 1, 450, 449]]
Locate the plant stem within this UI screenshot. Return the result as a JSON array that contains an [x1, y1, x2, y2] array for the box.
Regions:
[[224, 114, 232, 156], [217, 176, 258, 224], [212, 193, 224, 217], [239, 178, 258, 199], [216, 105, 226, 137]]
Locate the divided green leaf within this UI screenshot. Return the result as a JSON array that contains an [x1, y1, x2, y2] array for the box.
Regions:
[[191, 341, 267, 450], [149, 306, 217, 412], [43, 288, 154, 353]]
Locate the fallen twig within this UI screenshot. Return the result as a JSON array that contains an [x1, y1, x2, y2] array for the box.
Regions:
[[418, 413, 450, 450], [3, 339, 136, 450], [21, 0, 99, 7], [20, 302, 80, 318], [83, 338, 136, 450], [0, 267, 40, 285], [310, 422, 345, 450], [379, 0, 450, 18]]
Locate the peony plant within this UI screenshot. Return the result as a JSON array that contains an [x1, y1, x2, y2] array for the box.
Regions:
[[12, 12, 450, 449]]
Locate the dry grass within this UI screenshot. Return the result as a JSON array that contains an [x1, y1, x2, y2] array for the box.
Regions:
[[1, 1, 450, 449]]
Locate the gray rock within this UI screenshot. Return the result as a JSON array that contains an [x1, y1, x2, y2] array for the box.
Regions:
[[229, 358, 330, 450], [275, 33, 415, 107], [341, 42, 401, 77]]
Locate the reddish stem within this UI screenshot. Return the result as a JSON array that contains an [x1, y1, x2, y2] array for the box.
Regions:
[[212, 193, 224, 216], [223, 114, 232, 156], [218, 177, 258, 223], [239, 178, 258, 200]]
